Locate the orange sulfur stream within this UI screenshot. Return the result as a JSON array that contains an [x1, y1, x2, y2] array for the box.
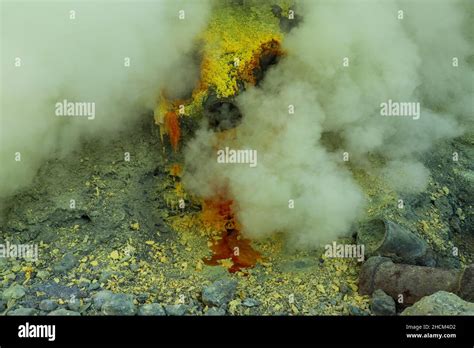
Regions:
[[164, 111, 180, 152], [201, 197, 261, 273], [169, 163, 182, 177]]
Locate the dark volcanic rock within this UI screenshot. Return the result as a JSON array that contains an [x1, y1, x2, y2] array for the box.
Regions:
[[402, 291, 474, 315], [164, 304, 189, 316], [39, 299, 58, 312], [138, 303, 166, 316], [370, 289, 396, 316], [101, 294, 136, 316], [2, 284, 26, 301], [202, 279, 237, 307]]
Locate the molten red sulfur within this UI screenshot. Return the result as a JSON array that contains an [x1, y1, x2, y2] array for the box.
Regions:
[[202, 197, 261, 273], [164, 111, 180, 152]]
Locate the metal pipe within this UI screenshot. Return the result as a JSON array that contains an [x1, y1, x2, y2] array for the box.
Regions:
[[359, 256, 474, 305], [357, 219, 435, 266]]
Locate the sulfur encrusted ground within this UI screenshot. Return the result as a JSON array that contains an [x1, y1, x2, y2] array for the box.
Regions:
[[0, 111, 471, 316]]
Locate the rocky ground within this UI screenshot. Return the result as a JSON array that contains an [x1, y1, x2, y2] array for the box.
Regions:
[[0, 113, 472, 316]]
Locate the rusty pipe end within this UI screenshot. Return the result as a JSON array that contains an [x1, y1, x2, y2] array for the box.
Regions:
[[359, 256, 392, 295]]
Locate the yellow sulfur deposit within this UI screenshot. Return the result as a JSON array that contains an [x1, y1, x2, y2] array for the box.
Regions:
[[154, 2, 287, 147]]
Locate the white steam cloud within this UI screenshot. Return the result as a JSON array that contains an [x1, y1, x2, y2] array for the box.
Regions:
[[183, 0, 473, 248], [0, 0, 212, 198]]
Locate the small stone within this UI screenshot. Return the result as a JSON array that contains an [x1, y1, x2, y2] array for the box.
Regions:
[[101, 294, 136, 316], [348, 304, 368, 316], [205, 307, 226, 316], [48, 308, 81, 316], [242, 298, 260, 307], [8, 307, 38, 316], [99, 270, 113, 283], [371, 289, 396, 316], [68, 299, 81, 312], [36, 270, 50, 280], [0, 258, 8, 270], [202, 279, 237, 307], [92, 290, 114, 310], [39, 299, 58, 312], [138, 303, 166, 316], [88, 282, 100, 291], [164, 304, 188, 316], [136, 293, 148, 303], [2, 284, 26, 301], [340, 283, 351, 295], [53, 253, 77, 273], [78, 278, 91, 288], [11, 263, 21, 272]]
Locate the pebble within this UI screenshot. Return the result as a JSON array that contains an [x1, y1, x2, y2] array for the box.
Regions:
[[88, 282, 100, 291], [164, 304, 188, 316], [101, 293, 136, 316], [8, 307, 38, 316], [36, 270, 50, 280], [92, 290, 114, 310], [138, 303, 166, 316], [348, 304, 369, 316], [340, 283, 352, 295], [136, 293, 148, 303], [371, 289, 396, 316], [68, 299, 81, 312], [48, 308, 81, 316], [202, 279, 237, 307], [205, 307, 226, 316], [0, 258, 8, 270], [39, 299, 58, 312], [2, 284, 26, 301], [99, 270, 113, 284]]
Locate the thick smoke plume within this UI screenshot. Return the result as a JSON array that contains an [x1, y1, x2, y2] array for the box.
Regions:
[[183, 0, 473, 248], [0, 0, 212, 199]]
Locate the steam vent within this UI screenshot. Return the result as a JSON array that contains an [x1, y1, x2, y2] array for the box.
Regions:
[[1, 0, 473, 326]]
